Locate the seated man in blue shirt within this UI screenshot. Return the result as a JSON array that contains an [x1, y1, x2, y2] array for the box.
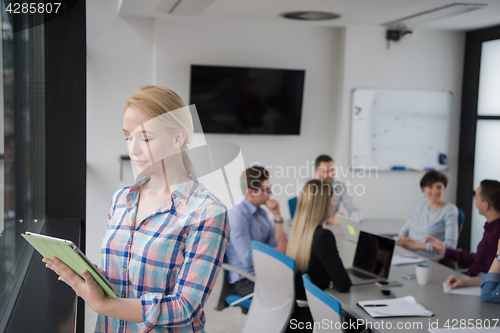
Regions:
[[225, 166, 288, 299]]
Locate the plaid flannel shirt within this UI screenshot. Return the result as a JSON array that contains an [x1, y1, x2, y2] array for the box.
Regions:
[[95, 174, 229, 333]]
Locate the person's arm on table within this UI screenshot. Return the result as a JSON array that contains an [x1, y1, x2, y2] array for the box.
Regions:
[[427, 235, 476, 267], [480, 239, 500, 302], [425, 235, 446, 255], [397, 236, 428, 251], [445, 274, 481, 289]]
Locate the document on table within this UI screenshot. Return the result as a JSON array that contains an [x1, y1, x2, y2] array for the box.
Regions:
[[442, 282, 481, 296], [391, 254, 428, 265], [429, 328, 500, 332], [357, 296, 433, 318]]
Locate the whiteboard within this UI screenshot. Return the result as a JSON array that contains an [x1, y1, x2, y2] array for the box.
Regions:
[[351, 89, 452, 171]]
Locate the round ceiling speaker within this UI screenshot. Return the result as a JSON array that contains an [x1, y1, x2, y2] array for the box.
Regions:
[[281, 11, 341, 21]]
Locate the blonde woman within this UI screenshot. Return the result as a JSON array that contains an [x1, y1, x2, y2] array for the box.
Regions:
[[43, 86, 229, 332], [286, 180, 351, 332]]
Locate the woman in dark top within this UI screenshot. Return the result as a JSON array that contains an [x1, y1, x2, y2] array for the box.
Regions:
[[286, 180, 351, 332]]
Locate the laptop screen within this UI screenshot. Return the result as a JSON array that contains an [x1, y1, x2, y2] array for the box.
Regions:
[[352, 231, 395, 279]]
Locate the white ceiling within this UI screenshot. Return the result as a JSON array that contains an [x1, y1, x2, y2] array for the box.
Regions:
[[119, 0, 500, 31]]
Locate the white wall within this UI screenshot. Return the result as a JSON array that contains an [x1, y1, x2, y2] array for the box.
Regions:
[[334, 27, 465, 219], [87, 0, 154, 263], [153, 16, 342, 216]]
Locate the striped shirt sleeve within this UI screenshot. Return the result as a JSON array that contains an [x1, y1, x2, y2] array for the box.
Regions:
[[442, 205, 459, 250], [399, 203, 423, 237], [139, 203, 229, 330]]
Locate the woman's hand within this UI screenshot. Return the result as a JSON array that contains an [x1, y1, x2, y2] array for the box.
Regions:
[[398, 235, 415, 250], [397, 235, 407, 246], [445, 274, 481, 289], [42, 257, 108, 313], [425, 235, 446, 255], [94, 263, 106, 276], [398, 235, 427, 251], [445, 274, 464, 289]]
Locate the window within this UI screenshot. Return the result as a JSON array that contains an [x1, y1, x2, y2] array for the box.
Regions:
[[0, 8, 47, 329], [457, 25, 500, 252]]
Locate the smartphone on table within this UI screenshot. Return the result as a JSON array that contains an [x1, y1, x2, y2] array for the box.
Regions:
[[380, 289, 396, 298], [375, 280, 402, 287]]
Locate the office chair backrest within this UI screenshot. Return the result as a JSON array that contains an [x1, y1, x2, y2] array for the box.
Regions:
[[242, 241, 296, 333], [303, 274, 344, 333], [289, 197, 298, 219], [458, 208, 465, 236]]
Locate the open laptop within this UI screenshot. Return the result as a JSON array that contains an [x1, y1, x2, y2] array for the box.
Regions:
[[345, 231, 396, 285], [338, 215, 362, 243]]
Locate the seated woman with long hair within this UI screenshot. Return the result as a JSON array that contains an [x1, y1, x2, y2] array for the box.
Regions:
[[286, 179, 351, 332]]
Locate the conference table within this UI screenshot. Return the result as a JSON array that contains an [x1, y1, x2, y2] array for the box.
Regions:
[[324, 220, 500, 333]]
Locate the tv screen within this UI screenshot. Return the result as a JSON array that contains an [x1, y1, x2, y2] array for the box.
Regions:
[[189, 65, 305, 135]]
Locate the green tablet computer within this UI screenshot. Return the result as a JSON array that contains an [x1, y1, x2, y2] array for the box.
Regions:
[[22, 232, 118, 298]]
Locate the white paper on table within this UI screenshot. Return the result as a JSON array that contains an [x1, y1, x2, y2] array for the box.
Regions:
[[442, 282, 481, 296], [429, 328, 500, 332], [391, 254, 428, 265], [357, 295, 433, 318]]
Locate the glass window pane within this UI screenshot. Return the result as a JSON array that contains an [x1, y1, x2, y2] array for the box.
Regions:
[[478, 39, 500, 115], [0, 9, 46, 328], [471, 120, 500, 250]]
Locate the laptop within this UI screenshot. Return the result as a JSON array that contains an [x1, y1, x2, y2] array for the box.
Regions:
[[345, 231, 396, 285], [338, 215, 362, 243]]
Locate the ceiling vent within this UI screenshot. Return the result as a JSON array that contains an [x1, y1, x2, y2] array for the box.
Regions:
[[281, 11, 341, 21]]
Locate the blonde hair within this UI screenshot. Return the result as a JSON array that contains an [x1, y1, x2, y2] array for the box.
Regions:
[[125, 86, 195, 175], [286, 180, 333, 273]]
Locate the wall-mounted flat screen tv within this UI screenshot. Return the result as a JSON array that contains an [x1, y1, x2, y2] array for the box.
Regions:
[[189, 65, 305, 135]]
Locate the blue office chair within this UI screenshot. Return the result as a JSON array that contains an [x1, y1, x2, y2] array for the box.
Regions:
[[458, 208, 465, 236], [213, 258, 255, 313], [303, 274, 369, 333], [288, 196, 298, 219], [302, 274, 344, 333], [242, 241, 296, 333]]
